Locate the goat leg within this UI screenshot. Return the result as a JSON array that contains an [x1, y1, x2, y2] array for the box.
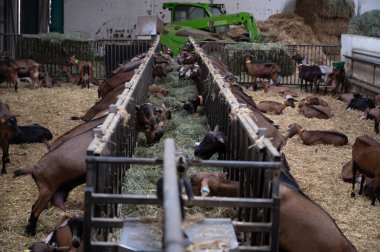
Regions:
[[375, 120, 379, 134], [359, 174, 366, 195], [351, 162, 358, 197], [371, 178, 379, 206]]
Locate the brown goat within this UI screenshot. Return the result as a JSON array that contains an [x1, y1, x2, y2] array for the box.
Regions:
[[60, 66, 80, 85], [261, 81, 298, 97], [28, 214, 84, 252], [257, 95, 297, 115], [280, 183, 357, 252], [325, 67, 346, 96], [13, 116, 106, 235], [351, 135, 380, 205], [67, 55, 100, 88], [363, 107, 380, 134], [299, 104, 333, 119], [190, 170, 357, 251], [298, 96, 329, 108], [191, 172, 239, 197], [243, 53, 282, 89], [148, 84, 170, 97], [0, 102, 18, 174], [285, 123, 348, 146]]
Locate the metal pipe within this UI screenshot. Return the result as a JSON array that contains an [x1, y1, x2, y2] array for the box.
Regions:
[[163, 138, 185, 252]]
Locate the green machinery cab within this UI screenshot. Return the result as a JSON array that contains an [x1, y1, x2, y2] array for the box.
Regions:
[[160, 2, 261, 55]]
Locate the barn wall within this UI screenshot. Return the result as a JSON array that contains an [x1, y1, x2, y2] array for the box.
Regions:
[[63, 0, 296, 40], [353, 0, 380, 15], [341, 34, 380, 95]]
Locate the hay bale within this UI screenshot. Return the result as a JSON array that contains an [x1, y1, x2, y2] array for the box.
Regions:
[[295, 0, 354, 45], [257, 13, 320, 45], [348, 10, 380, 38]]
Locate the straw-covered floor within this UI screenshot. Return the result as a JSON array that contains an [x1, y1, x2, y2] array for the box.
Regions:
[[245, 87, 380, 252], [0, 83, 97, 252]]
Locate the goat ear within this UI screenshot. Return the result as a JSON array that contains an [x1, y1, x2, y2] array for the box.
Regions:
[[135, 105, 140, 111], [213, 125, 219, 132]]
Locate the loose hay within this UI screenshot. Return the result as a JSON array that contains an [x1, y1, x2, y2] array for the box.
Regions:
[[0, 84, 97, 252], [246, 87, 380, 252]]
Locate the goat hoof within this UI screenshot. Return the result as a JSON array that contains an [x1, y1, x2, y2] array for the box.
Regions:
[[371, 202, 376, 206], [25, 225, 36, 236], [351, 192, 356, 198]]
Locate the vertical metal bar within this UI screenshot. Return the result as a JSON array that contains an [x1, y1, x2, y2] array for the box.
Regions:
[[163, 139, 185, 252]]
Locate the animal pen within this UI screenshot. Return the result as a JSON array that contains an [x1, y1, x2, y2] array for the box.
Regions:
[[0, 33, 351, 251], [82, 36, 282, 252]]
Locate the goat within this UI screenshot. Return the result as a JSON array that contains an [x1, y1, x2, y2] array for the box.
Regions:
[[261, 81, 298, 97], [27, 214, 84, 252], [67, 55, 100, 88], [60, 65, 80, 85], [325, 67, 346, 96], [194, 125, 226, 160], [148, 84, 170, 97], [362, 107, 380, 134], [152, 62, 173, 78], [13, 116, 106, 235], [298, 96, 329, 108], [285, 123, 348, 146], [183, 95, 204, 115], [0, 102, 18, 174], [299, 104, 332, 119], [243, 53, 282, 89], [347, 94, 375, 111], [191, 172, 239, 197], [11, 122, 53, 149], [351, 135, 380, 205], [135, 103, 165, 144], [292, 54, 323, 92], [257, 95, 296, 115], [190, 157, 357, 252]]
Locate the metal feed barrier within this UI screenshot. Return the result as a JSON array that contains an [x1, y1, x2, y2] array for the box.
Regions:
[[0, 33, 152, 80], [84, 36, 281, 251]]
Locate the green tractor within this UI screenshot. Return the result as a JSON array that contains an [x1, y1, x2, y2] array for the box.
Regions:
[[160, 2, 261, 55]]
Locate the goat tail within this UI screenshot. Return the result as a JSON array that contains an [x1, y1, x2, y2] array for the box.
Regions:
[[13, 167, 33, 178]]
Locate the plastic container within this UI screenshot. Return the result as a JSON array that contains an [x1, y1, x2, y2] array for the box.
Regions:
[[332, 61, 345, 69]]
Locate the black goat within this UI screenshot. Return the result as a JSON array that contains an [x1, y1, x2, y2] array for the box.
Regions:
[[292, 54, 323, 92], [183, 95, 204, 115], [11, 123, 53, 149], [347, 94, 375, 111]]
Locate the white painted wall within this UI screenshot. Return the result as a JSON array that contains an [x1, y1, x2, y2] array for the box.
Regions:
[[353, 0, 380, 15], [64, 0, 296, 40], [341, 34, 380, 88]]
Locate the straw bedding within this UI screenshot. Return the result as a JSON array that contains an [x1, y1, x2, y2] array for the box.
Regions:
[[246, 87, 380, 252], [0, 83, 97, 252]]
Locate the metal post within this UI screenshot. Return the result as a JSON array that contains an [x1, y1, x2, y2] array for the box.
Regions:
[[163, 138, 185, 252]]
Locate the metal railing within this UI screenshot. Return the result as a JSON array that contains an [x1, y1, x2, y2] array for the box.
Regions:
[[0, 33, 152, 80], [344, 50, 380, 93], [198, 41, 341, 86]]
